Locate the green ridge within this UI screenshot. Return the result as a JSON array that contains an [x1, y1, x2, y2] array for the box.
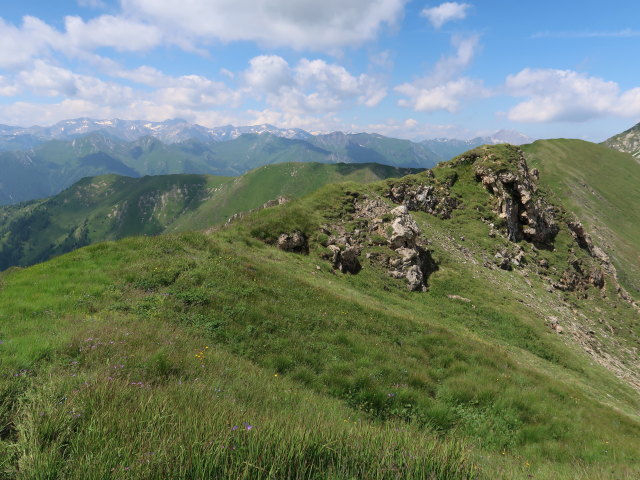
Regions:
[[523, 139, 640, 300], [0, 162, 421, 270]]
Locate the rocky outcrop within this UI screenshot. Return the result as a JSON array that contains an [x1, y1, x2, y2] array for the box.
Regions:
[[322, 197, 437, 291], [386, 171, 459, 219], [567, 221, 610, 264], [382, 206, 436, 291], [276, 231, 308, 254], [553, 256, 605, 294], [226, 196, 289, 225], [470, 148, 558, 246]]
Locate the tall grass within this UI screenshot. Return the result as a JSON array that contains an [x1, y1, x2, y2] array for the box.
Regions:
[[8, 316, 475, 480]]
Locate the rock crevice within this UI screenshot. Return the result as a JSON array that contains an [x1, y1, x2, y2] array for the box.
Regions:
[[473, 153, 558, 246]]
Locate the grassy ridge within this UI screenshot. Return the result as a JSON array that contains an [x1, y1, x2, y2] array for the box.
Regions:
[[0, 162, 420, 271], [523, 139, 640, 299], [1, 146, 639, 478]]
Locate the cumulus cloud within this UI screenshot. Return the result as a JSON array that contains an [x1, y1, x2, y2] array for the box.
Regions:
[[506, 68, 640, 122], [241, 55, 386, 114], [421, 2, 471, 29], [244, 55, 294, 93], [121, 0, 407, 51], [0, 16, 61, 69], [396, 77, 486, 112], [0, 13, 162, 71], [0, 50, 384, 130], [153, 74, 241, 109], [395, 34, 488, 112], [18, 60, 134, 104]]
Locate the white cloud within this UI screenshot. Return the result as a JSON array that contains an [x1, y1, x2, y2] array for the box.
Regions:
[[114, 65, 169, 87], [18, 61, 134, 105], [505, 68, 640, 122], [421, 2, 471, 29], [370, 49, 394, 70], [359, 118, 473, 140], [241, 55, 386, 114], [153, 74, 241, 109], [0, 76, 19, 96], [0, 14, 162, 71], [295, 59, 385, 107], [0, 99, 113, 127], [395, 34, 488, 112], [244, 55, 294, 93], [63, 15, 162, 52], [0, 16, 61, 69], [430, 34, 480, 83], [396, 77, 487, 112], [121, 0, 407, 51]]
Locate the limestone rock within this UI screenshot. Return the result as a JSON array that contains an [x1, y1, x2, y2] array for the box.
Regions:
[[322, 194, 438, 291], [473, 148, 558, 246], [276, 231, 308, 254], [386, 176, 459, 219], [389, 206, 421, 249]]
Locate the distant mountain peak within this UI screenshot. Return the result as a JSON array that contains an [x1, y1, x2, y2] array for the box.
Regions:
[[603, 122, 640, 158]]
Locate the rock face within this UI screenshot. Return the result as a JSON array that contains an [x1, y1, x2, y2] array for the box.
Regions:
[[386, 172, 459, 219], [567, 221, 610, 264], [321, 196, 437, 291], [469, 147, 558, 246], [381, 206, 436, 291], [276, 231, 308, 254]]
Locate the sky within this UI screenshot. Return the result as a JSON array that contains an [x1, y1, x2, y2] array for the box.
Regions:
[[1, 0, 640, 141]]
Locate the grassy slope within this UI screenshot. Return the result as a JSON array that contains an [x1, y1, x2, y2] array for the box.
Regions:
[[0, 146, 639, 478], [523, 139, 640, 300], [169, 162, 420, 231], [0, 162, 421, 270]]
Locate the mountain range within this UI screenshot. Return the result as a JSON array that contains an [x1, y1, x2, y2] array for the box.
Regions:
[[0, 119, 534, 207], [0, 117, 533, 150]]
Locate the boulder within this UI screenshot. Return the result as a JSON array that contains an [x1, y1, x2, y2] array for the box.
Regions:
[[276, 231, 308, 254], [329, 245, 361, 274], [389, 206, 421, 249]]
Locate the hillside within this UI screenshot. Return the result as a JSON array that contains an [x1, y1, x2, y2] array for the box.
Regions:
[[602, 122, 640, 158], [0, 162, 421, 271], [0, 132, 440, 206], [523, 139, 640, 301], [0, 144, 638, 479]]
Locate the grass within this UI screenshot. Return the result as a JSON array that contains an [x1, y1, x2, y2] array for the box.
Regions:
[[7, 315, 473, 479], [0, 162, 420, 271], [523, 139, 640, 300], [0, 145, 639, 478]]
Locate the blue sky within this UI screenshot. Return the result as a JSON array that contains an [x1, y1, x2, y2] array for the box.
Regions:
[[1, 0, 639, 141]]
